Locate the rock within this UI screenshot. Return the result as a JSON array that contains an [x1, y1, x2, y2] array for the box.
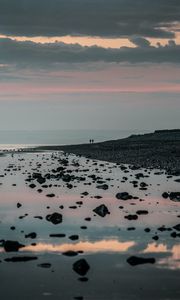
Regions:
[[5, 256, 38, 262], [93, 204, 110, 217], [124, 214, 138, 220], [69, 235, 79, 241], [96, 184, 109, 190], [80, 226, 87, 229], [73, 259, 90, 276], [37, 177, 46, 184], [3, 240, 25, 252], [25, 232, 37, 239], [136, 210, 148, 215], [46, 193, 55, 198], [81, 192, 89, 196], [29, 183, 36, 189], [46, 212, 63, 225], [162, 192, 169, 199], [174, 179, 180, 183], [34, 216, 43, 220], [116, 192, 132, 200], [152, 235, 159, 241], [127, 227, 136, 231], [127, 256, 156, 266], [84, 217, 91, 221], [173, 224, 180, 231], [144, 228, 151, 232], [169, 192, 180, 201], [62, 251, 78, 257], [49, 233, 66, 238], [17, 203, 22, 208]]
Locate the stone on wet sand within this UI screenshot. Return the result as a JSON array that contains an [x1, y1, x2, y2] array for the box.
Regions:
[[3, 240, 25, 252], [93, 204, 110, 217], [25, 232, 37, 239], [116, 192, 132, 200], [5, 256, 38, 262], [127, 256, 156, 266], [124, 214, 138, 220], [46, 212, 63, 225], [73, 259, 90, 276]]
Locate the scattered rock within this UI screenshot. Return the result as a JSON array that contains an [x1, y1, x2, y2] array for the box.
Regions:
[[124, 214, 138, 220], [73, 259, 90, 276], [5, 256, 38, 262], [25, 232, 37, 239], [93, 204, 110, 217], [3, 240, 25, 252], [46, 212, 63, 225], [116, 192, 132, 200], [127, 256, 156, 266]]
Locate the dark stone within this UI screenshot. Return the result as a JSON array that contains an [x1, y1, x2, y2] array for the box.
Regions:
[[96, 184, 109, 190], [169, 192, 180, 201], [73, 259, 90, 276], [152, 235, 159, 241], [162, 192, 169, 199], [29, 183, 36, 189], [124, 214, 138, 220], [173, 224, 180, 231], [34, 216, 43, 220], [25, 232, 37, 239], [46, 193, 55, 198], [37, 177, 46, 184], [136, 210, 148, 215], [116, 192, 132, 200], [69, 235, 79, 241], [49, 233, 66, 238], [3, 240, 25, 252], [62, 251, 78, 257], [127, 227, 136, 231], [93, 204, 110, 217], [46, 212, 63, 225], [17, 203, 22, 208], [127, 256, 156, 266], [5, 256, 38, 262], [80, 226, 87, 229], [84, 217, 91, 221]]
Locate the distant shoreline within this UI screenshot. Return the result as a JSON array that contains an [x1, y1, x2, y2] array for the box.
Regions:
[[33, 129, 180, 175]]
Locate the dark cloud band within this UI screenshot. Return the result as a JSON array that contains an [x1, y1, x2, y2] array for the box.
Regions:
[[0, 38, 179, 68], [0, 0, 179, 38]]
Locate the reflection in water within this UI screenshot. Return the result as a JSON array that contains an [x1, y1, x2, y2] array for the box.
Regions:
[[143, 242, 180, 270], [22, 239, 136, 253]]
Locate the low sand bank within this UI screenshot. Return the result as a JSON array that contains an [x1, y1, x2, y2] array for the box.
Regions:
[[35, 129, 180, 175]]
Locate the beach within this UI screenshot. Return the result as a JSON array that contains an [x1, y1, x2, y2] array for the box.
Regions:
[[0, 132, 180, 299]]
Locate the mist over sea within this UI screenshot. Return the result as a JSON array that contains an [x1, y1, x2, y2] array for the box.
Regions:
[[0, 129, 149, 150]]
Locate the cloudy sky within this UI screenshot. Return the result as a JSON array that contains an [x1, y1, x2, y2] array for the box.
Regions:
[[0, 0, 180, 130]]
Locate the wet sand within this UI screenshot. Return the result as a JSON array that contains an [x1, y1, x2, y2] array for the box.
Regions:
[[0, 150, 180, 299]]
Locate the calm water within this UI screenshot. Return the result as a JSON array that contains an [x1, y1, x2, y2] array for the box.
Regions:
[[0, 151, 180, 299], [0, 129, 149, 150]]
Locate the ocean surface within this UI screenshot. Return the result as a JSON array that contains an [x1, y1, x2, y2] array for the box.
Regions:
[[0, 129, 149, 150]]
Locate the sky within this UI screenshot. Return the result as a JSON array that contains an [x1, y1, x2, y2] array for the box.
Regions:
[[0, 0, 180, 131]]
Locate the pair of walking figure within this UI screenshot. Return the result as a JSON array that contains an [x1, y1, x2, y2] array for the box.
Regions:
[[89, 139, 94, 144]]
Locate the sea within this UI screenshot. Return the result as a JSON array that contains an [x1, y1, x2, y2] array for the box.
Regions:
[[0, 129, 149, 151]]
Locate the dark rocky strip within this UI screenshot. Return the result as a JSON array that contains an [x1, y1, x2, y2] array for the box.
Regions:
[[33, 129, 180, 175]]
